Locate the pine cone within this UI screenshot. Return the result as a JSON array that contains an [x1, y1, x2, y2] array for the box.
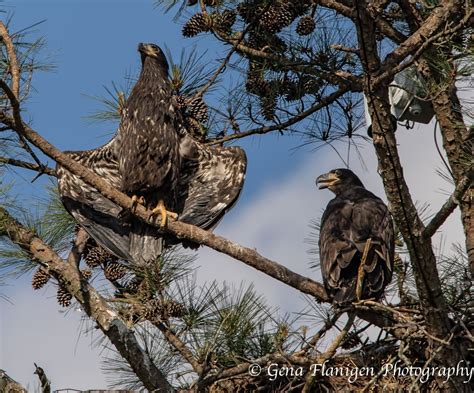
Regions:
[[175, 95, 187, 111], [164, 300, 186, 318], [187, 96, 209, 123], [81, 268, 93, 281], [260, 96, 277, 121], [143, 299, 162, 321], [32, 267, 50, 290], [84, 245, 116, 269], [57, 285, 72, 308], [296, 16, 315, 36], [212, 10, 236, 35], [185, 117, 206, 141], [183, 13, 212, 38], [260, 4, 294, 33], [143, 299, 186, 321], [104, 261, 128, 281], [237, 2, 265, 23]]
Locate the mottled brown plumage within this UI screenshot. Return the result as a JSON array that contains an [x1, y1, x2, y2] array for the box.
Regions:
[[114, 43, 183, 265], [317, 169, 394, 303], [57, 42, 247, 266]]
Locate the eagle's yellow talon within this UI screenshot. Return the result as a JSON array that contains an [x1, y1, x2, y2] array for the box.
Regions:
[[131, 195, 146, 211], [151, 200, 177, 227]]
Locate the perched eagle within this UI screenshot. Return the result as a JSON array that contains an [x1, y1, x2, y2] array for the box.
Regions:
[[113, 43, 183, 264], [56, 129, 247, 265], [316, 169, 394, 303]]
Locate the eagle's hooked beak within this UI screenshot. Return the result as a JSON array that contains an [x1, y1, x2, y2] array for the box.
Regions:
[[138, 43, 158, 58], [316, 172, 340, 189]]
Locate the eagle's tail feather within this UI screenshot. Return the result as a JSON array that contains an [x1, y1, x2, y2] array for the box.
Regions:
[[129, 221, 163, 266]]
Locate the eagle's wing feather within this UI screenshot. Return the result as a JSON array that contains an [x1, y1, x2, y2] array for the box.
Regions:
[[57, 141, 133, 261], [177, 135, 247, 230]]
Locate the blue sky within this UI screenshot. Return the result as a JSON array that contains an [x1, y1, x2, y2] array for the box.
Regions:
[[0, 1, 467, 391]]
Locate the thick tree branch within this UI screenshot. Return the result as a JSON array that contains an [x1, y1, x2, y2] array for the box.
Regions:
[[374, 6, 473, 89], [0, 207, 174, 392], [424, 170, 473, 239], [354, 0, 469, 389], [0, 108, 329, 302]]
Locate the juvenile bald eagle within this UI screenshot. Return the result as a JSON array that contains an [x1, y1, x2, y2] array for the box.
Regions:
[[114, 43, 183, 264], [57, 133, 247, 265], [316, 169, 394, 303]]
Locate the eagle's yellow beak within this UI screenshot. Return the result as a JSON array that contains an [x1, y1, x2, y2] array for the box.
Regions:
[[138, 43, 159, 58], [316, 172, 340, 189]]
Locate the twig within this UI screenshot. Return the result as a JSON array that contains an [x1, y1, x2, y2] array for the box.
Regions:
[[423, 170, 473, 238], [154, 321, 204, 375], [66, 227, 89, 268], [356, 238, 372, 300], [374, 8, 474, 88], [302, 312, 356, 393], [33, 363, 51, 393], [0, 156, 56, 177], [207, 86, 352, 145], [296, 309, 346, 356], [0, 21, 20, 99]]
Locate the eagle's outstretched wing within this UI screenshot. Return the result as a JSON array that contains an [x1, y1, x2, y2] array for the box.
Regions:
[[177, 134, 247, 230], [57, 141, 134, 262], [57, 134, 247, 261]]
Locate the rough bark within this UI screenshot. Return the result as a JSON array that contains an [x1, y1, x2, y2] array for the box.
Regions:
[[419, 60, 473, 275], [354, 0, 469, 390]]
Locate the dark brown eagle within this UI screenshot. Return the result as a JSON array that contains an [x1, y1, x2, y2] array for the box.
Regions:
[[316, 168, 394, 303], [112, 43, 184, 265], [56, 127, 247, 265]]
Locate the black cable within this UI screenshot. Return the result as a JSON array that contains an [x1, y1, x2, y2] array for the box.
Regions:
[[433, 120, 454, 179]]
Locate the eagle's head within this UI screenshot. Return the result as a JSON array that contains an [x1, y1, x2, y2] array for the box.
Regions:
[[316, 168, 364, 195], [138, 43, 168, 72]]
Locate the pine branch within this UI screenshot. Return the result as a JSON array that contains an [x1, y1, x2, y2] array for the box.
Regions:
[[424, 169, 473, 238], [207, 86, 353, 145], [0, 207, 174, 392], [0, 156, 55, 176], [154, 321, 204, 375]]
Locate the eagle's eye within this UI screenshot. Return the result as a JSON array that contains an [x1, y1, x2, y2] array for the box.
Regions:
[[335, 169, 342, 176]]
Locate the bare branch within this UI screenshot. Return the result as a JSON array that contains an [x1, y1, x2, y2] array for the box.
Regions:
[[372, 2, 472, 89], [207, 86, 353, 145], [0, 22, 20, 99], [154, 321, 204, 375], [0, 156, 56, 177], [66, 228, 89, 268], [423, 170, 473, 238], [302, 312, 356, 393], [0, 109, 330, 302]]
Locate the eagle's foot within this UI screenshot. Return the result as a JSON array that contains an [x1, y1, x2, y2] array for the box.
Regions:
[[131, 195, 146, 211], [151, 200, 178, 227]]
